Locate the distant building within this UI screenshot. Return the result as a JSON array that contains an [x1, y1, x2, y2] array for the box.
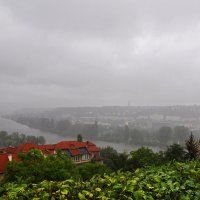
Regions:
[[0, 141, 103, 174], [166, 116, 181, 121], [150, 114, 164, 121], [152, 122, 173, 130]]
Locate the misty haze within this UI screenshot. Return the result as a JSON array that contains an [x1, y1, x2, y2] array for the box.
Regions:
[[0, 0, 200, 149], [1, 1, 200, 198]]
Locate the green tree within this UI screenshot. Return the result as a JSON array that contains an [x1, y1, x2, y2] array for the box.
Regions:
[[174, 126, 189, 143], [164, 143, 186, 162], [0, 131, 8, 147], [82, 121, 98, 139], [78, 163, 110, 180], [158, 126, 173, 145], [100, 146, 119, 170], [26, 136, 37, 144], [55, 119, 72, 134], [116, 152, 129, 170], [129, 128, 144, 145], [4, 149, 78, 183], [0, 131, 45, 147], [128, 147, 161, 169], [19, 133, 26, 144], [77, 134, 83, 142], [185, 133, 199, 160], [37, 136, 45, 145], [101, 147, 130, 171]]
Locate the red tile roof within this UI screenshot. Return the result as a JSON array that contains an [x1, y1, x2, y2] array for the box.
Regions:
[[12, 154, 20, 162], [38, 144, 55, 155], [55, 141, 85, 149], [0, 154, 9, 174], [55, 141, 100, 154], [0, 140, 100, 173], [70, 149, 82, 156], [87, 145, 100, 152], [0, 147, 16, 154], [38, 144, 55, 150], [0, 154, 20, 174], [15, 143, 39, 154]]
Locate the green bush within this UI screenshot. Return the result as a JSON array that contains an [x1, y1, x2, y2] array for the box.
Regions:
[[78, 163, 110, 180], [128, 147, 162, 169], [2, 161, 200, 199], [4, 149, 78, 183]]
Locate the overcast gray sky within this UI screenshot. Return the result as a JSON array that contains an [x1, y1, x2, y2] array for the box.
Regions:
[[0, 0, 200, 112]]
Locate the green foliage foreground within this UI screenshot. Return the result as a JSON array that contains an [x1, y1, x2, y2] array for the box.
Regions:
[[2, 161, 200, 199]]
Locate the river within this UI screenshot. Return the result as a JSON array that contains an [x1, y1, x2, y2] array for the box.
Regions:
[[0, 117, 162, 153]]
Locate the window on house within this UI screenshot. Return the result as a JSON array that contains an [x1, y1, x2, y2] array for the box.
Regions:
[[82, 154, 90, 160], [82, 154, 86, 160], [86, 154, 90, 160], [74, 156, 80, 162]]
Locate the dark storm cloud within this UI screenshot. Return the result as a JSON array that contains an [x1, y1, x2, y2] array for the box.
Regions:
[[0, 0, 200, 112]]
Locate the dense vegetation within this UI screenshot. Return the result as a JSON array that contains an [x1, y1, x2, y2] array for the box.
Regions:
[[9, 115, 191, 146], [3, 149, 109, 184], [2, 161, 200, 199], [4, 149, 78, 183], [0, 131, 45, 148], [101, 133, 199, 171], [3, 140, 193, 185], [0, 134, 199, 199]]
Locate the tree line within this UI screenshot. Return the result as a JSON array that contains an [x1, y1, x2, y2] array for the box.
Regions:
[[9, 116, 192, 146], [99, 125, 190, 146], [2, 133, 199, 185], [10, 116, 98, 139], [101, 133, 199, 171], [0, 131, 45, 148]]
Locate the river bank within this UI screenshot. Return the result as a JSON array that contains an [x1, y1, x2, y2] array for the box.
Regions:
[[0, 117, 163, 153]]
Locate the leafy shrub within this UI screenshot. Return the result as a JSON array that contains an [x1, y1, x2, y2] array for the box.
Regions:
[[2, 161, 200, 199], [4, 149, 78, 183], [78, 163, 110, 180]]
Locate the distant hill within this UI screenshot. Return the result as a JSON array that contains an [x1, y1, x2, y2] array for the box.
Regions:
[[10, 105, 200, 120]]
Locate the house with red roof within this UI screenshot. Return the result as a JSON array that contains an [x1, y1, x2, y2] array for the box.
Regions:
[[0, 141, 103, 174]]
